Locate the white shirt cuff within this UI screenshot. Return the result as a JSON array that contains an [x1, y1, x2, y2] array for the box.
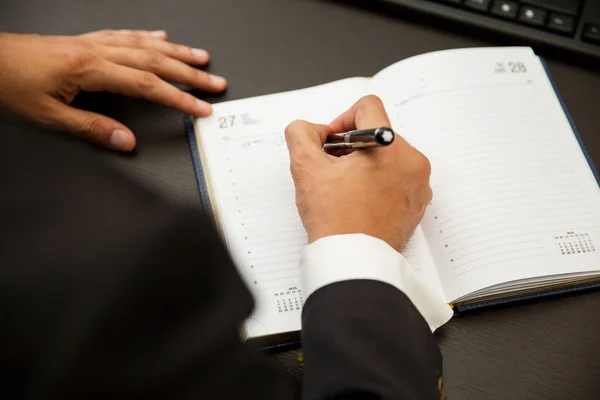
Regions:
[[300, 233, 453, 332]]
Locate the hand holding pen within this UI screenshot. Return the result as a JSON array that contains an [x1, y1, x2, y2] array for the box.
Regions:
[[284, 95, 433, 252], [323, 127, 395, 151]]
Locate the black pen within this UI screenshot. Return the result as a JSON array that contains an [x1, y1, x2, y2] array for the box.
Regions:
[[323, 127, 395, 151]]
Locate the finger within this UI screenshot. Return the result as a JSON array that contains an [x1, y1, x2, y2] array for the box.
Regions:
[[78, 60, 213, 117], [85, 35, 209, 65], [47, 100, 136, 152], [98, 46, 226, 92], [285, 120, 331, 165], [81, 29, 168, 40], [328, 95, 392, 133], [329, 95, 413, 159], [325, 147, 356, 158]]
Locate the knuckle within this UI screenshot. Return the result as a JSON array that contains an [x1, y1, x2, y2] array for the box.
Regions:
[[285, 120, 308, 139], [79, 117, 105, 139], [145, 50, 165, 68], [176, 90, 192, 108], [418, 187, 434, 215], [65, 50, 97, 73], [414, 152, 432, 177], [361, 94, 384, 107], [75, 38, 95, 51], [97, 29, 113, 35], [194, 69, 210, 83], [131, 36, 144, 48], [137, 72, 159, 91], [175, 44, 190, 56], [35, 103, 60, 126]]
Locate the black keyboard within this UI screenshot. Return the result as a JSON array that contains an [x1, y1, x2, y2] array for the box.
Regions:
[[359, 0, 600, 64]]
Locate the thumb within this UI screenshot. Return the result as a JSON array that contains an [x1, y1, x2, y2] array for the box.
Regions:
[[284, 120, 330, 164], [48, 101, 136, 152]]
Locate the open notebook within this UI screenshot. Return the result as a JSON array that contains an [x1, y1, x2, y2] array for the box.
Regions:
[[187, 47, 600, 347]]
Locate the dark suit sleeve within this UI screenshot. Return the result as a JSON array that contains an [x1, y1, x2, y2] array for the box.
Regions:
[[0, 121, 443, 400], [0, 124, 292, 399], [301, 280, 444, 400]]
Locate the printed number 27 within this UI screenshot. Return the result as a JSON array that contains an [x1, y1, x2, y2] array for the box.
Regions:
[[219, 115, 235, 129], [508, 62, 527, 73]]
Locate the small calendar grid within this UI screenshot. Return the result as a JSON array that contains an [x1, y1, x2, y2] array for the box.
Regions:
[[555, 232, 596, 256], [275, 287, 303, 313]]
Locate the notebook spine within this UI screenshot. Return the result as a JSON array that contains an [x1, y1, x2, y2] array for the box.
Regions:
[[540, 58, 600, 185], [255, 338, 301, 353], [185, 115, 217, 223], [453, 281, 600, 315]]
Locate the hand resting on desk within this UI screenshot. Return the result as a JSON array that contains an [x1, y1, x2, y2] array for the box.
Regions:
[[0, 30, 227, 151]]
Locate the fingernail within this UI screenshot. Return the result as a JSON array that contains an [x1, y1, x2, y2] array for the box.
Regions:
[[209, 74, 227, 88], [151, 30, 166, 38], [192, 48, 209, 61], [196, 99, 212, 115], [110, 129, 132, 151]]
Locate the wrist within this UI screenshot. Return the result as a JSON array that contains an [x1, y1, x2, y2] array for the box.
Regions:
[[301, 234, 453, 331], [307, 224, 410, 252]]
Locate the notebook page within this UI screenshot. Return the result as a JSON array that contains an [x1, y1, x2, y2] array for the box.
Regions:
[[373, 48, 600, 303], [195, 78, 441, 339]]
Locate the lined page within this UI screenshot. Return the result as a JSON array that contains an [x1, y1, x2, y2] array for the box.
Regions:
[[373, 48, 600, 303]]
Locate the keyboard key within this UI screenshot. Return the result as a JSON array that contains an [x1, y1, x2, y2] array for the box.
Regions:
[[519, 6, 547, 26], [547, 12, 576, 35], [491, 0, 518, 19], [582, 24, 600, 44], [464, 0, 492, 12], [520, 0, 581, 16]]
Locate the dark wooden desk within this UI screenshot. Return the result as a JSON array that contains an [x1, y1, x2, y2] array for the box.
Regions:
[[2, 0, 600, 398]]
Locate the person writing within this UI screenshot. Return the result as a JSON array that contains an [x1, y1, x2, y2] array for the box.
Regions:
[[0, 30, 451, 399]]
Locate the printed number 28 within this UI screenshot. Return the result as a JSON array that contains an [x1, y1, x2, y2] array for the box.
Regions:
[[508, 62, 527, 73], [219, 115, 235, 129]]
